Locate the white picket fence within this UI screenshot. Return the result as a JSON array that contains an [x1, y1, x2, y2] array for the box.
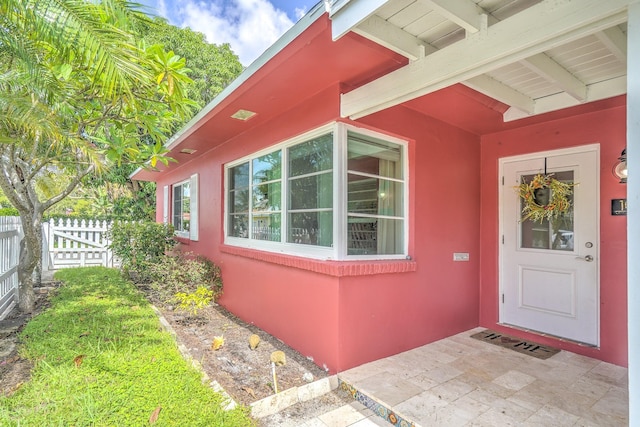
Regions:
[[44, 218, 117, 270], [0, 217, 22, 320], [0, 217, 120, 319]]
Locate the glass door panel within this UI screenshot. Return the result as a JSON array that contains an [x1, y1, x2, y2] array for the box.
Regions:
[[520, 171, 574, 251]]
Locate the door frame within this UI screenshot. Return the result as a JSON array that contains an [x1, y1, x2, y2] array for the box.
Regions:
[[498, 144, 600, 345]]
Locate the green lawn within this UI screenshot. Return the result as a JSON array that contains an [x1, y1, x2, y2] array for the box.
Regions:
[[0, 267, 254, 426]]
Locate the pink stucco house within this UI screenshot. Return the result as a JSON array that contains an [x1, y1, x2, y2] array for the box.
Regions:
[[133, 1, 639, 402]]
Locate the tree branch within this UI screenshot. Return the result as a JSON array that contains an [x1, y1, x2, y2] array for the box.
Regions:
[[0, 148, 28, 212], [42, 162, 94, 210]]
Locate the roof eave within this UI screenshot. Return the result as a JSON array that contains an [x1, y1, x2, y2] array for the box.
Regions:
[[130, 1, 328, 181]]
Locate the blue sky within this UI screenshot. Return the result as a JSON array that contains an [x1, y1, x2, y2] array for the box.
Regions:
[[138, 0, 322, 66]]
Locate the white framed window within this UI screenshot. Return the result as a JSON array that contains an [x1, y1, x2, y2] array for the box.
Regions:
[[164, 173, 199, 240], [173, 179, 191, 236], [224, 123, 407, 260]]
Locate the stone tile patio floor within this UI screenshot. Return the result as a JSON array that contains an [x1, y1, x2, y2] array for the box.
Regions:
[[300, 327, 628, 427]]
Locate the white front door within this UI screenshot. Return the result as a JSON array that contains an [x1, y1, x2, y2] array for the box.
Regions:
[[500, 145, 599, 346]]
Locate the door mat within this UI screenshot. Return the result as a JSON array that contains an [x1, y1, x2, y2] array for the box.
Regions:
[[471, 329, 561, 359]]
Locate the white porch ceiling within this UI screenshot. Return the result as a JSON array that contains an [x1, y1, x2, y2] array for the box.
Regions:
[[331, 0, 631, 122]]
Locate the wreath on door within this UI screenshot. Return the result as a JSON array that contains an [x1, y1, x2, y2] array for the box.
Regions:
[[518, 173, 575, 223]]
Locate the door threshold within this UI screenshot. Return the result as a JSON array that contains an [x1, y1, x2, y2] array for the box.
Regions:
[[497, 323, 599, 349]]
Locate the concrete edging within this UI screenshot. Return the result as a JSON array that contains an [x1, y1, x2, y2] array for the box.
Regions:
[[250, 375, 339, 418]]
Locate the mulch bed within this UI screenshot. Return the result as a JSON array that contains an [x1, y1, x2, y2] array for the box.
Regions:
[[156, 302, 330, 405]]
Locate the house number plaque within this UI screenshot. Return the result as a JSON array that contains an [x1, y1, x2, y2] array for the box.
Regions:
[[611, 199, 627, 216]]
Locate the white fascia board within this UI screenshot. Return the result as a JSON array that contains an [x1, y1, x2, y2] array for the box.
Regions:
[[328, 0, 351, 16], [341, 0, 631, 120], [330, 0, 389, 40], [130, 2, 327, 180]]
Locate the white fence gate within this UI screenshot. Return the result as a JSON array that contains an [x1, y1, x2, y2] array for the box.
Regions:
[[0, 217, 22, 320], [44, 218, 117, 270]]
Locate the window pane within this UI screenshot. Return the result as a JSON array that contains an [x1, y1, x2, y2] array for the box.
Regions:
[[228, 163, 249, 239], [172, 183, 190, 232], [253, 182, 281, 212], [347, 217, 403, 255], [347, 175, 403, 217], [173, 186, 182, 229], [182, 193, 190, 232], [252, 214, 281, 242], [288, 211, 332, 247], [520, 171, 574, 251], [230, 162, 250, 189], [230, 189, 249, 213], [172, 210, 181, 230], [253, 152, 281, 184], [289, 173, 332, 210], [288, 134, 333, 177], [348, 133, 402, 179], [229, 214, 249, 238]]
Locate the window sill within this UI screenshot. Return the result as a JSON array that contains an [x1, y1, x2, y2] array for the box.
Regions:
[[220, 245, 417, 277], [175, 236, 191, 245]]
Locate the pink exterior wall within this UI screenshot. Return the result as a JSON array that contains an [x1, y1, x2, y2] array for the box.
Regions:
[[337, 106, 481, 371], [152, 44, 627, 370], [479, 99, 628, 366], [155, 86, 344, 370], [154, 86, 483, 372]]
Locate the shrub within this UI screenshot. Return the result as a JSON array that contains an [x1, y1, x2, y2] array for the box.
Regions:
[[146, 252, 223, 305], [108, 222, 222, 312], [108, 221, 177, 277], [0, 207, 19, 216], [175, 286, 215, 316]]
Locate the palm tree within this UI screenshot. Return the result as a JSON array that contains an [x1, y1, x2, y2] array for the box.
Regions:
[[0, 0, 193, 312]]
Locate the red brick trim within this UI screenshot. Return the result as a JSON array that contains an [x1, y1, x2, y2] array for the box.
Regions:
[[220, 245, 417, 277]]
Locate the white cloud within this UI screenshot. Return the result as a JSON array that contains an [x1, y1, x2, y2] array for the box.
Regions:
[[175, 0, 295, 66], [294, 7, 307, 20], [156, 0, 168, 18]]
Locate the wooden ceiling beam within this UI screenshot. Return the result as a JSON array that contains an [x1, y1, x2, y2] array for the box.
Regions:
[[341, 0, 630, 119], [521, 53, 588, 101], [418, 0, 487, 34], [463, 75, 535, 113], [353, 15, 436, 60], [596, 25, 628, 64]]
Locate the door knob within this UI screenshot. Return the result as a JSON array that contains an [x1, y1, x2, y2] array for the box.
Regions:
[[576, 255, 594, 262]]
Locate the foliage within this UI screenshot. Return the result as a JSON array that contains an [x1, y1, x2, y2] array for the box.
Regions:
[[77, 176, 157, 220], [146, 252, 223, 305], [0, 0, 196, 312], [136, 17, 244, 111], [0, 191, 11, 209], [108, 223, 223, 312], [518, 174, 575, 223], [107, 221, 177, 274], [0, 207, 19, 216], [109, 183, 157, 220], [36, 16, 246, 223], [175, 286, 215, 316], [0, 267, 253, 426], [73, 18, 245, 220]]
